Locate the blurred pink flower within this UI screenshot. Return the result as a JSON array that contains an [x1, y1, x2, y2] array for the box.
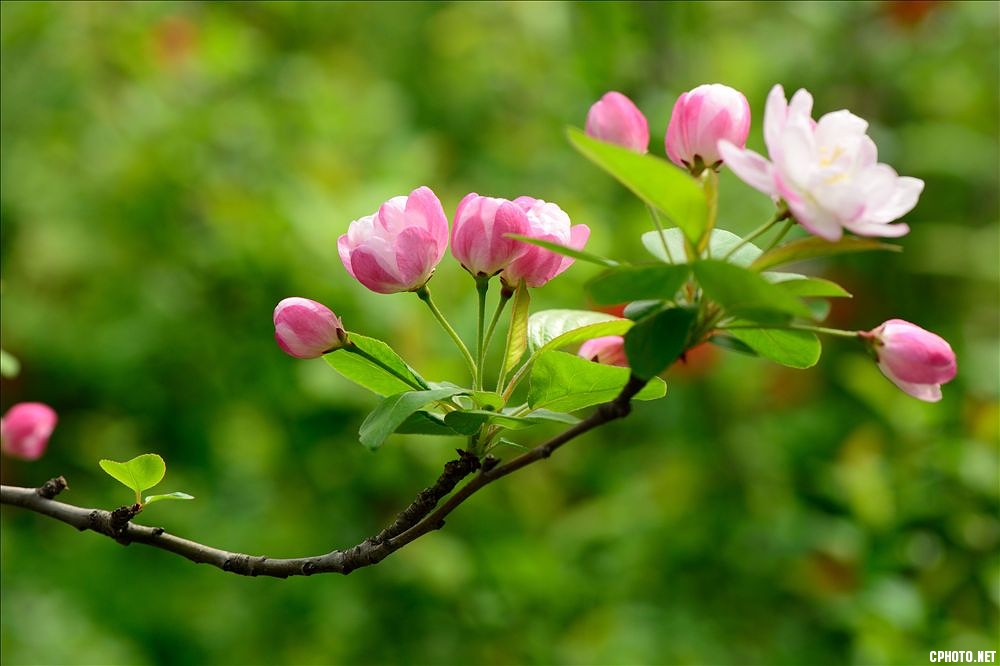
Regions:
[[718, 85, 924, 241], [1, 402, 57, 460], [501, 197, 590, 288], [274, 297, 346, 359], [666, 83, 750, 170], [451, 194, 530, 277], [585, 91, 650, 153], [338, 186, 449, 293], [578, 336, 628, 368], [862, 319, 956, 402]]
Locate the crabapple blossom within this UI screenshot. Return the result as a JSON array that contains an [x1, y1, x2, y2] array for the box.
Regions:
[[585, 91, 650, 154], [273, 297, 346, 359], [338, 186, 449, 293], [500, 197, 590, 289], [451, 194, 530, 277], [717, 85, 924, 241], [665, 83, 750, 171], [1, 402, 57, 460], [862, 319, 956, 402]]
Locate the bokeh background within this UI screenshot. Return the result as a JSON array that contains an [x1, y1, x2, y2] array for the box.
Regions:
[[1, 2, 997, 664]]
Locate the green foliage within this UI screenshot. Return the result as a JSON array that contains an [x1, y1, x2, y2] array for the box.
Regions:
[[586, 264, 690, 304], [723, 327, 823, 369], [751, 236, 902, 271], [99, 454, 194, 506], [528, 351, 666, 412], [568, 128, 708, 244], [693, 260, 814, 320], [501, 281, 531, 378], [324, 334, 427, 396], [643, 228, 763, 267], [624, 307, 698, 380], [358, 387, 467, 451], [0, 349, 19, 379]]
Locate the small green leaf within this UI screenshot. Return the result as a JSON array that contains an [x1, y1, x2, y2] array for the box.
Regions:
[[587, 264, 690, 305], [526, 310, 621, 352], [623, 300, 663, 321], [324, 334, 425, 396], [393, 411, 463, 437], [443, 409, 580, 436], [0, 349, 20, 379], [501, 281, 531, 378], [762, 272, 852, 298], [751, 236, 901, 272], [528, 351, 665, 413], [723, 327, 822, 369], [710, 334, 758, 356], [99, 454, 166, 495], [506, 234, 618, 268], [642, 228, 763, 267], [623, 307, 698, 380], [693, 260, 813, 320], [359, 387, 467, 450], [568, 127, 707, 244], [143, 492, 195, 506]]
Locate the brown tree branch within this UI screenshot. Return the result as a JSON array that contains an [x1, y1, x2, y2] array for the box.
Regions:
[[0, 375, 648, 578]]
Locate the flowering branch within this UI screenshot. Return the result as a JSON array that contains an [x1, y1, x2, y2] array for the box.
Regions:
[[0, 376, 647, 578]]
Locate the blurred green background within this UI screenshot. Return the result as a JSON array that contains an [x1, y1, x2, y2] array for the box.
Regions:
[[1, 2, 997, 664]]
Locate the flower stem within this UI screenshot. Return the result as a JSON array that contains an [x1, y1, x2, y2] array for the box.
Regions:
[[482, 288, 513, 361], [720, 322, 860, 339], [474, 276, 490, 391], [760, 218, 794, 254], [646, 205, 676, 264], [416, 285, 478, 384], [723, 205, 790, 261]]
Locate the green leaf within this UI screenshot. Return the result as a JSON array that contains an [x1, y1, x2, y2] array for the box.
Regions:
[[501, 281, 531, 378], [526, 310, 621, 352], [528, 351, 666, 413], [537, 319, 634, 355], [506, 234, 618, 268], [586, 264, 690, 305], [393, 411, 462, 437], [443, 409, 580, 436], [693, 260, 813, 320], [143, 491, 195, 505], [762, 272, 853, 298], [751, 236, 901, 272], [0, 349, 20, 379], [641, 228, 763, 267], [623, 307, 699, 380], [710, 334, 758, 356], [359, 387, 467, 451], [99, 454, 166, 495], [324, 334, 425, 397], [724, 327, 822, 369], [568, 127, 707, 244], [623, 300, 663, 321]]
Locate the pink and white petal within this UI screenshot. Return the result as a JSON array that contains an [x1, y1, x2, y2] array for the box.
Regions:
[[882, 371, 942, 402], [555, 224, 592, 275], [842, 219, 910, 238], [775, 120, 819, 190], [350, 246, 406, 294], [865, 175, 924, 224], [763, 85, 789, 153], [717, 142, 777, 195], [338, 234, 358, 279], [781, 187, 843, 242], [395, 226, 441, 288], [376, 196, 409, 234], [406, 186, 448, 242]]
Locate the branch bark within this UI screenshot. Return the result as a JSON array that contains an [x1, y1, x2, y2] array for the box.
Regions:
[[0, 375, 648, 578]]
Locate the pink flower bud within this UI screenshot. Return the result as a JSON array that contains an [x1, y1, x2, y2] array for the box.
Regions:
[[578, 336, 628, 368], [1, 402, 57, 460], [500, 197, 590, 289], [273, 297, 346, 359], [585, 91, 650, 153], [666, 83, 751, 170], [863, 319, 957, 402], [338, 186, 450, 294], [451, 194, 530, 277]]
